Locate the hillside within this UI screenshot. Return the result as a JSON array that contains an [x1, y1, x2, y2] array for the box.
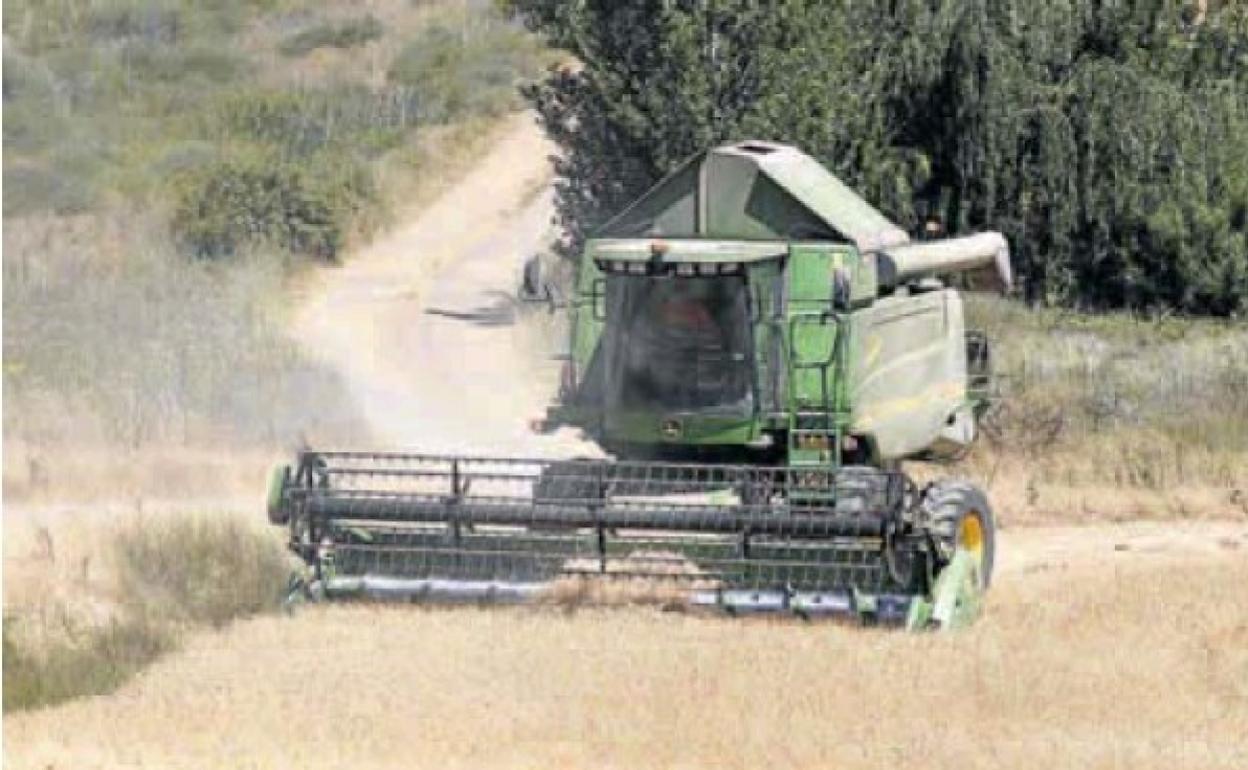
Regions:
[[2, 0, 553, 500]]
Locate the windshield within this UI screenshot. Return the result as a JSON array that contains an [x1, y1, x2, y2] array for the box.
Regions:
[[604, 274, 754, 414]]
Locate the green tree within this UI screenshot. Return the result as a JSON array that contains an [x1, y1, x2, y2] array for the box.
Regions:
[[511, 0, 1248, 315]]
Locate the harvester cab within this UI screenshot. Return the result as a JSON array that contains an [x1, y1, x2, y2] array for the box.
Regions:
[[268, 141, 1009, 630]]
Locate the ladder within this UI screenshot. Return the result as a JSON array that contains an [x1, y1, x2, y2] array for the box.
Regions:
[[786, 312, 848, 469]]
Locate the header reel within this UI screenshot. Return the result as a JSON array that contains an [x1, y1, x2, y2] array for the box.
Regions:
[[268, 451, 993, 629]]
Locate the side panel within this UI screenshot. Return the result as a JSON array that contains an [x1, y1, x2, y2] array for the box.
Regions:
[[847, 289, 968, 460]]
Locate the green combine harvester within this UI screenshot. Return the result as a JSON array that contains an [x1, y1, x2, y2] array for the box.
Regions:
[[268, 141, 1011, 629]]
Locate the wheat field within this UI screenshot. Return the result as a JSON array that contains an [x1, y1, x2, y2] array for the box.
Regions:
[[6, 525, 1247, 770]]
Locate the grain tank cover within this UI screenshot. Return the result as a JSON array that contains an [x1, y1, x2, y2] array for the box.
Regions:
[[598, 141, 910, 252]]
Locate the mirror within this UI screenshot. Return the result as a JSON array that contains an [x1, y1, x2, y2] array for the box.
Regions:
[[831, 266, 852, 311], [520, 254, 544, 300]]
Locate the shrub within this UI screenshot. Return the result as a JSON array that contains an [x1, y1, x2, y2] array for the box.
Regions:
[[2, 48, 71, 155], [119, 41, 249, 85], [214, 89, 335, 157], [171, 154, 374, 260], [86, 0, 184, 45], [278, 14, 385, 57], [2, 511, 291, 712], [111, 513, 291, 627], [3, 611, 175, 712], [151, 140, 219, 176]]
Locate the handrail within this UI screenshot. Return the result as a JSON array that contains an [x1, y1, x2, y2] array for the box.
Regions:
[[784, 311, 849, 464]]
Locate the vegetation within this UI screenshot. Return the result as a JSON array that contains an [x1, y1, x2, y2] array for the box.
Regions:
[[2, 1, 552, 460], [3, 0, 548, 260], [959, 297, 1248, 520], [172, 150, 374, 261], [10, 556, 1248, 766], [511, 0, 1248, 316], [278, 14, 384, 57], [3, 2, 551, 710], [3, 512, 290, 712], [3, 611, 175, 713], [388, 15, 548, 125], [112, 513, 293, 628], [2, 216, 364, 451]]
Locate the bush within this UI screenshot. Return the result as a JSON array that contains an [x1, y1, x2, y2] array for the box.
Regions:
[[1, 48, 71, 155], [111, 513, 291, 628], [3, 612, 174, 712], [171, 154, 374, 260], [279, 14, 384, 57], [119, 41, 249, 85], [2, 511, 290, 712]]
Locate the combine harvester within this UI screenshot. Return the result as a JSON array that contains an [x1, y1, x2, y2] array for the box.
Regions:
[[268, 142, 1011, 630]]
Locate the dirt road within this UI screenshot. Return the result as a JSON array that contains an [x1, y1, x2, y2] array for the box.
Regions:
[[6, 114, 1247, 769], [292, 111, 592, 457]]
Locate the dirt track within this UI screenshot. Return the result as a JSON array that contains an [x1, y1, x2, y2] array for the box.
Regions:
[[6, 114, 1247, 769], [292, 112, 592, 457]]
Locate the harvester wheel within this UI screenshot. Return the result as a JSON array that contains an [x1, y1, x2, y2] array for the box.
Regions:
[[922, 480, 995, 589], [267, 465, 292, 526]]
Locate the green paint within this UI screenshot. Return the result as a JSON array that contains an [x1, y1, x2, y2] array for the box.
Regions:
[[266, 465, 289, 524], [272, 142, 1009, 630], [928, 550, 984, 631], [556, 143, 998, 467]]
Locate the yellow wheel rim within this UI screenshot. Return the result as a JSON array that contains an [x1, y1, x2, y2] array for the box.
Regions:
[[959, 512, 985, 563]]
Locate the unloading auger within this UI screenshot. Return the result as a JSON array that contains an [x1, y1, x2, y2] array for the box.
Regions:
[[268, 141, 1010, 630]]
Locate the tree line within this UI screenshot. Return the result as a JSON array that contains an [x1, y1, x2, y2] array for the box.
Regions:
[[509, 0, 1248, 316]]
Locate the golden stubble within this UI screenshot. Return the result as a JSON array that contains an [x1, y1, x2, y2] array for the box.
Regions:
[[6, 545, 1247, 770]]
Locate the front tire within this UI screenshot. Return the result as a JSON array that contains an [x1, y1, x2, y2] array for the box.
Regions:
[[267, 465, 292, 525], [922, 480, 996, 589]]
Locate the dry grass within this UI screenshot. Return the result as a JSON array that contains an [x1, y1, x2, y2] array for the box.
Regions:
[[2, 611, 175, 714], [2, 509, 291, 712], [939, 296, 1248, 523], [2, 0, 551, 506], [1, 213, 370, 504], [109, 512, 292, 628], [2, 443, 284, 506], [1, 110, 526, 507], [5, 543, 1246, 768]]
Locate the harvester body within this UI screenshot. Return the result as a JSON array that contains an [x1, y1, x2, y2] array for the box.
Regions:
[[557, 238, 992, 465], [269, 142, 1008, 629]]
